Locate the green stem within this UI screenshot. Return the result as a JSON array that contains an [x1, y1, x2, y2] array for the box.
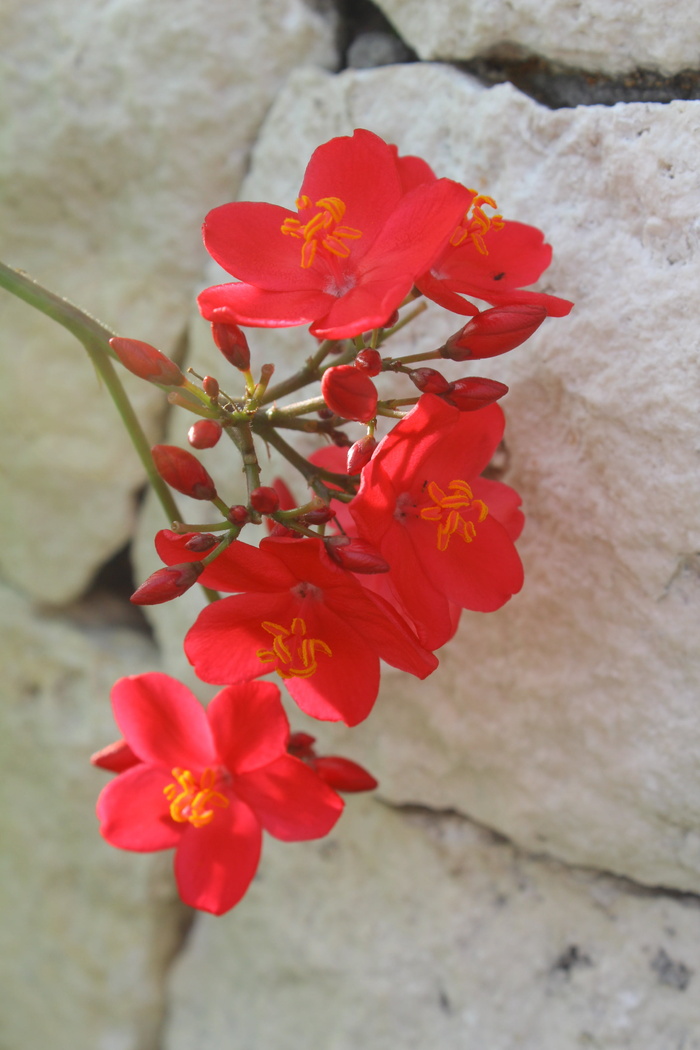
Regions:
[[260, 339, 339, 406]]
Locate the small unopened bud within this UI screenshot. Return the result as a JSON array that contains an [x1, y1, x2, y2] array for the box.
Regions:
[[409, 368, 451, 394], [151, 445, 218, 500], [382, 309, 400, 329], [184, 533, 218, 552], [321, 365, 377, 423], [250, 486, 280, 514], [228, 505, 251, 525], [442, 305, 547, 361], [347, 435, 377, 474], [313, 756, 378, 793], [110, 337, 184, 386], [187, 419, 222, 449], [287, 732, 316, 758], [211, 321, 251, 371], [90, 739, 140, 773], [325, 536, 389, 574], [299, 504, 337, 526], [441, 377, 509, 411], [202, 376, 220, 399], [130, 561, 204, 605], [354, 348, 382, 376]]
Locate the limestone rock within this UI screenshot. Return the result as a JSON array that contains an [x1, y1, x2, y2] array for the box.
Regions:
[[163, 798, 700, 1049], [149, 64, 700, 894], [0, 581, 192, 1050], [0, 0, 337, 603], [374, 0, 700, 76]]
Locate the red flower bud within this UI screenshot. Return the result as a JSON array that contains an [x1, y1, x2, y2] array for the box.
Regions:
[[325, 536, 389, 574], [130, 561, 204, 605], [211, 321, 251, 371], [321, 365, 377, 423], [409, 367, 451, 394], [354, 348, 382, 376], [202, 376, 220, 399], [383, 309, 400, 329], [109, 337, 184, 386], [299, 504, 337, 526], [151, 445, 218, 500], [313, 756, 378, 793], [184, 533, 218, 552], [441, 377, 509, 411], [287, 732, 316, 758], [442, 305, 547, 361], [347, 434, 377, 474], [228, 504, 251, 525], [90, 739, 140, 773], [250, 486, 280, 514], [187, 419, 222, 449]]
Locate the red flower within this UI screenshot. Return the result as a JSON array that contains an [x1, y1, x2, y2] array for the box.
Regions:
[[287, 732, 378, 793], [154, 534, 438, 726], [95, 673, 343, 915], [350, 395, 524, 650], [197, 129, 473, 340]]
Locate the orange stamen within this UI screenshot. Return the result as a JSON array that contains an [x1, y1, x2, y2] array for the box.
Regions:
[[163, 767, 229, 828], [257, 617, 332, 679], [450, 192, 505, 255], [419, 479, 489, 551], [281, 196, 363, 268]]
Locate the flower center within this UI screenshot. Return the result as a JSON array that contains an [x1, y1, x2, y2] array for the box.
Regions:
[[257, 616, 332, 679], [281, 196, 363, 269], [163, 767, 229, 828], [450, 192, 504, 255], [418, 479, 489, 551]]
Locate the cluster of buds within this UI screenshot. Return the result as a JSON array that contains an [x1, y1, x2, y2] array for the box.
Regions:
[[93, 129, 572, 915]]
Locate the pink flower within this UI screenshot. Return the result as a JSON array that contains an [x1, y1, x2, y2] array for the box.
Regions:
[[197, 129, 473, 340], [95, 673, 343, 915]]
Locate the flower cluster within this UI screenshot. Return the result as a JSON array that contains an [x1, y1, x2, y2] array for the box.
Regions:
[[94, 129, 572, 913]]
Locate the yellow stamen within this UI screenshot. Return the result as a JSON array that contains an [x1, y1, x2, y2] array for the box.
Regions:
[[257, 617, 332, 679], [450, 192, 505, 255], [419, 479, 489, 551], [281, 196, 363, 268], [163, 767, 229, 828]]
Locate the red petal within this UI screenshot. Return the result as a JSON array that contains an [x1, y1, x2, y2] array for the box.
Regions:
[[236, 754, 343, 841], [198, 282, 332, 328], [90, 739, 141, 773], [111, 673, 216, 771], [471, 478, 525, 541], [310, 274, 415, 341], [415, 270, 480, 316], [207, 681, 290, 775], [96, 765, 181, 851], [174, 797, 262, 915]]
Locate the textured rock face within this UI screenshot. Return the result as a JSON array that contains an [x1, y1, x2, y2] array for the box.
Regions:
[[153, 64, 700, 895], [163, 798, 700, 1050], [0, 0, 336, 603], [374, 0, 700, 76], [0, 582, 191, 1050]]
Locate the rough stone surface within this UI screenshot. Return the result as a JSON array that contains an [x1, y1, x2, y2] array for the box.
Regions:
[[374, 0, 700, 77], [145, 64, 700, 894], [0, 581, 192, 1050], [163, 798, 700, 1050], [0, 0, 336, 603]]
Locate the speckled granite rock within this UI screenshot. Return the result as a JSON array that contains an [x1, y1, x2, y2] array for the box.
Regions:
[[139, 64, 700, 895], [374, 0, 700, 76], [0, 0, 336, 603]]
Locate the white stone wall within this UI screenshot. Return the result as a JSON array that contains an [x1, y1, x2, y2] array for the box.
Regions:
[[2, 2, 699, 1048]]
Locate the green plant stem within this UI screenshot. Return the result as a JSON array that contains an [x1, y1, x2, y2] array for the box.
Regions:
[[257, 425, 356, 498], [260, 339, 339, 406]]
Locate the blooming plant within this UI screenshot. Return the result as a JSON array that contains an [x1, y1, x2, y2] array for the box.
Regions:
[[0, 129, 572, 914]]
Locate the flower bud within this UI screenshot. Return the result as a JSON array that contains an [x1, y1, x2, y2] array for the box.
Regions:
[[110, 337, 184, 386], [287, 732, 316, 758], [441, 377, 509, 412], [184, 533, 218, 552], [299, 504, 337, 526], [187, 419, 222, 449], [90, 739, 140, 773], [211, 321, 251, 371], [250, 487, 280, 514], [382, 309, 400, 329], [130, 561, 204, 605], [347, 435, 377, 474], [409, 368, 451, 394], [321, 365, 377, 423], [228, 505, 251, 525], [151, 444, 218, 500], [442, 305, 547, 361], [202, 376, 220, 399], [354, 348, 382, 376], [313, 756, 378, 793], [325, 536, 389, 574]]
